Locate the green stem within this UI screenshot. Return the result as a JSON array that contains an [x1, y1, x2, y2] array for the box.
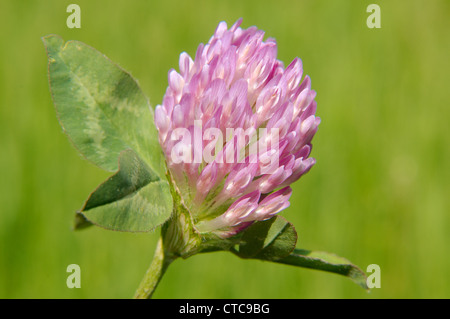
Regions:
[[133, 237, 175, 299]]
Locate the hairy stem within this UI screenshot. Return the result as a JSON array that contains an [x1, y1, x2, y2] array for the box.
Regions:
[[133, 237, 175, 299]]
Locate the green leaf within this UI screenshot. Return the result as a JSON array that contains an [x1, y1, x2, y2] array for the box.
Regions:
[[275, 249, 369, 290], [236, 216, 297, 261], [42, 35, 165, 177], [233, 217, 368, 289], [79, 149, 173, 232]]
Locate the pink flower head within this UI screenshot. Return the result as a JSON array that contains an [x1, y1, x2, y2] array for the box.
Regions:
[[155, 19, 320, 237]]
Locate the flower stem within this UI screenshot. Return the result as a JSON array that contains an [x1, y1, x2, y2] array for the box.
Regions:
[[134, 237, 175, 299]]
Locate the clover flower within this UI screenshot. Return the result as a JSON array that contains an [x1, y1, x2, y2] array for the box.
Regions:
[[44, 19, 368, 299], [155, 19, 320, 237]]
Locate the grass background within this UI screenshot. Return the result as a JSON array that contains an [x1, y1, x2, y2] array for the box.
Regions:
[[0, 0, 449, 298]]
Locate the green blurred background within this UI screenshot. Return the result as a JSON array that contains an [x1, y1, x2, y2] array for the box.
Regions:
[[0, 0, 449, 298]]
